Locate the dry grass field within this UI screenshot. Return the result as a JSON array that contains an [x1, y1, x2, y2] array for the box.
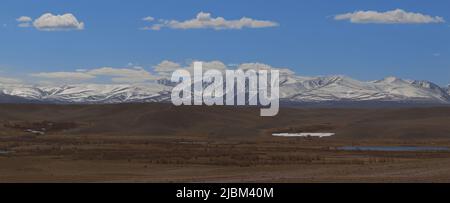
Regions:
[[1, 104, 450, 182]]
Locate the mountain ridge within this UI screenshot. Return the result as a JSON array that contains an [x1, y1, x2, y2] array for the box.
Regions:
[[1, 75, 449, 105]]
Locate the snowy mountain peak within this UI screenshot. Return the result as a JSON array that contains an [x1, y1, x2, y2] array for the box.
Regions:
[[0, 75, 449, 104], [411, 80, 442, 90], [280, 75, 449, 103], [0, 83, 171, 103]]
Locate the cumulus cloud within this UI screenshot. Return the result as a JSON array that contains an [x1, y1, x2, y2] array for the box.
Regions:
[[142, 12, 279, 30], [153, 60, 229, 78], [87, 67, 156, 83], [142, 16, 155, 22], [31, 67, 156, 83], [153, 60, 182, 76], [30, 72, 95, 81], [177, 60, 229, 76], [29, 60, 296, 84], [153, 60, 295, 79], [238, 63, 273, 72], [16, 16, 32, 22], [334, 9, 445, 24], [202, 61, 228, 71], [33, 13, 85, 31], [238, 63, 296, 76], [16, 16, 32, 27], [0, 76, 22, 84]]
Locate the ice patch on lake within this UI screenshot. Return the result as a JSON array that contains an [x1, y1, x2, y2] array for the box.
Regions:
[[272, 133, 335, 138]]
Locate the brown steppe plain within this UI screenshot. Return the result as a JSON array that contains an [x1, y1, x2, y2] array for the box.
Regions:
[[1, 103, 450, 183]]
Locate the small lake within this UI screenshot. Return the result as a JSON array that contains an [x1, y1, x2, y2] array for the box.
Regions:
[[338, 146, 450, 152]]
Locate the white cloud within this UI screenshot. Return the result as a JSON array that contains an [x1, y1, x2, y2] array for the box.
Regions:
[[189, 60, 227, 71], [153, 60, 295, 78], [16, 16, 32, 28], [29, 61, 296, 84], [153, 60, 182, 76], [238, 63, 273, 72], [335, 9, 445, 24], [154, 60, 228, 77], [16, 16, 32, 22], [31, 67, 156, 83], [142, 16, 155, 22], [0, 76, 22, 84], [142, 12, 279, 30], [238, 63, 295, 76], [31, 72, 95, 80], [87, 67, 156, 83], [33, 13, 85, 31], [31, 72, 95, 81]]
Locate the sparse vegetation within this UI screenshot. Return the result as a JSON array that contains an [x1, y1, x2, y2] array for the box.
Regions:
[[4, 121, 78, 133], [0, 104, 450, 182]]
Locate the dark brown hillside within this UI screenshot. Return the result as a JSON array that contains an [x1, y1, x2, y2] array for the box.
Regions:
[[1, 104, 450, 182], [0, 104, 449, 139]]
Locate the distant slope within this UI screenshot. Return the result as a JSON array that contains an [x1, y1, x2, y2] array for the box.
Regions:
[[0, 93, 36, 103], [1, 104, 450, 139]]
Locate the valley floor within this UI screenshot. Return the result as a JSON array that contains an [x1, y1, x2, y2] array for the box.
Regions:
[[1, 104, 450, 182], [1, 134, 450, 183]]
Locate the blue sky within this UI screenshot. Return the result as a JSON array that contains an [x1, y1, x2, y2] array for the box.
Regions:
[[0, 0, 449, 85]]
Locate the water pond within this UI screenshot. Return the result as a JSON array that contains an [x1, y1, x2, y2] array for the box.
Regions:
[[337, 146, 450, 152]]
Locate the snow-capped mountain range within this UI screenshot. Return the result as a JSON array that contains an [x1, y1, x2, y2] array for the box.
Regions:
[[279, 75, 450, 103], [0, 83, 172, 103], [1, 75, 449, 104]]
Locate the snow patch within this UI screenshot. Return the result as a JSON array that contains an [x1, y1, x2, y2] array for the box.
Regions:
[[272, 133, 335, 138]]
